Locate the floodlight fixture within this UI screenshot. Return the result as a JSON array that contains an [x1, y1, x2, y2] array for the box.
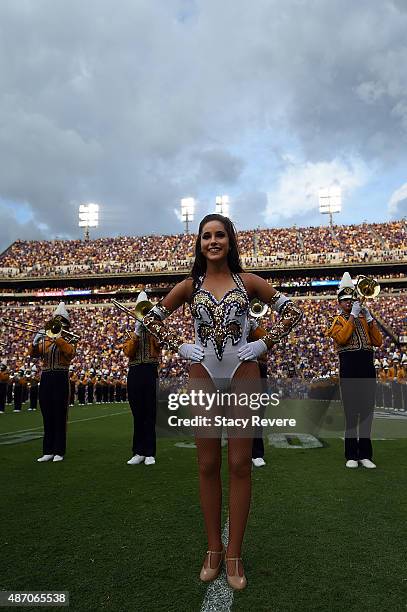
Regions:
[[319, 186, 341, 227], [78, 203, 100, 241], [215, 195, 230, 217], [181, 197, 195, 234]]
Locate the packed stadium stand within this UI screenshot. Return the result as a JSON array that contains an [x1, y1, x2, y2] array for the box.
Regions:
[[0, 220, 405, 278], [1, 219, 406, 389]]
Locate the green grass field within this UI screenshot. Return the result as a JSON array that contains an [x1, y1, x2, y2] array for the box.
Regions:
[[1, 402, 406, 612]]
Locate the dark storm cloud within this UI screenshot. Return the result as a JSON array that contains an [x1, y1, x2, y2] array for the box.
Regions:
[[0, 0, 406, 251], [193, 149, 245, 185]]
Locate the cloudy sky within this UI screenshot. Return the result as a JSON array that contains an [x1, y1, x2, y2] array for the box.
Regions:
[[0, 0, 406, 251]]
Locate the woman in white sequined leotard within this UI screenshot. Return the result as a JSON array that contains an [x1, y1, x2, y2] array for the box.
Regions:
[[190, 271, 252, 388], [142, 214, 303, 590]]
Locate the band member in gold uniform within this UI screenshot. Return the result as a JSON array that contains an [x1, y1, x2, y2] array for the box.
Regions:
[[0, 362, 9, 414], [326, 273, 382, 469], [123, 292, 160, 466], [30, 303, 76, 462]]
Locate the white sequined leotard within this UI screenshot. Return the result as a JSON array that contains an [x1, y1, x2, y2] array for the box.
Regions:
[[190, 273, 253, 386]]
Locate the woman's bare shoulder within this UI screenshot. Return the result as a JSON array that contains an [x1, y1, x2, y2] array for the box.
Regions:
[[239, 272, 261, 288], [182, 277, 195, 298]]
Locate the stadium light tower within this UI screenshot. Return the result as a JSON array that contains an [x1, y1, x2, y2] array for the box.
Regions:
[[215, 195, 230, 217], [319, 187, 341, 227], [79, 203, 99, 241], [181, 197, 195, 234]]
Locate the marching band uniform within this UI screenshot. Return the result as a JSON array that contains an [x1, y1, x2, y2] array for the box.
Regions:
[[77, 373, 87, 405], [30, 302, 76, 462], [69, 367, 77, 406], [374, 359, 383, 408], [123, 292, 161, 465], [29, 366, 40, 411], [6, 375, 13, 405], [114, 374, 122, 402], [23, 371, 30, 403], [95, 373, 103, 403], [108, 374, 115, 403], [0, 363, 9, 413], [381, 361, 392, 408], [390, 353, 403, 411], [87, 370, 95, 404], [13, 369, 27, 412], [401, 355, 407, 411], [102, 372, 109, 403], [121, 377, 127, 402], [326, 273, 382, 468]]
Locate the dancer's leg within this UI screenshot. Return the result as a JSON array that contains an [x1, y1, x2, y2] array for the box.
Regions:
[[226, 361, 260, 576], [189, 364, 223, 566]]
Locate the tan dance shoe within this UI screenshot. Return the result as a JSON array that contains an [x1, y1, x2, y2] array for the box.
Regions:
[[199, 548, 225, 582], [225, 556, 247, 590]]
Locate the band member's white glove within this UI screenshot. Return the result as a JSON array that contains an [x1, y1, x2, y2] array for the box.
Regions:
[[361, 306, 373, 323], [134, 321, 142, 336], [33, 330, 45, 345], [178, 343, 204, 361], [350, 302, 361, 318], [238, 339, 267, 361]]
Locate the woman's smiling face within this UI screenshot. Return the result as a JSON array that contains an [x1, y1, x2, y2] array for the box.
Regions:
[[200, 220, 229, 262]]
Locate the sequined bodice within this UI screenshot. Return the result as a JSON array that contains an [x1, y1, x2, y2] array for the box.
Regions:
[[190, 273, 250, 360]]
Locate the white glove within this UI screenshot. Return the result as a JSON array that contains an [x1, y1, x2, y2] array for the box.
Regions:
[[350, 302, 361, 318], [238, 339, 267, 361], [361, 306, 373, 323], [178, 343, 204, 361], [33, 329, 45, 346], [134, 321, 142, 336]]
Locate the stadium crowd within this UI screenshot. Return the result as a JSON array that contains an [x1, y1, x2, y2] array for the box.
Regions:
[[1, 295, 404, 384], [0, 220, 405, 278]]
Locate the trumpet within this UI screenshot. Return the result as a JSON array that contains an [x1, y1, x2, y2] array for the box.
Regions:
[[111, 298, 154, 322], [1, 317, 80, 344], [249, 299, 269, 319], [355, 275, 381, 305]]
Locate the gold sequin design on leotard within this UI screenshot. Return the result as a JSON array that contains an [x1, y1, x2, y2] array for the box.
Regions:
[[190, 275, 249, 361]]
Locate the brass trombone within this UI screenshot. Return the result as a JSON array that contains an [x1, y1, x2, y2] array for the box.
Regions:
[[111, 298, 154, 340], [111, 298, 154, 322], [44, 318, 81, 343], [0, 317, 80, 344], [355, 275, 381, 305]]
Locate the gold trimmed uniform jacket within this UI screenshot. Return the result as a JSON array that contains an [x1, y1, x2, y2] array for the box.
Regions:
[[30, 337, 75, 371], [326, 314, 382, 353]]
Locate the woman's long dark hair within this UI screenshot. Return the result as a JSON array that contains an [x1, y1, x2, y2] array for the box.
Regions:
[[190, 214, 243, 287]]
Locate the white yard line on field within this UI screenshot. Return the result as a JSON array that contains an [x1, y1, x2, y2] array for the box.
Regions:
[[200, 517, 234, 612], [0, 410, 128, 436]]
